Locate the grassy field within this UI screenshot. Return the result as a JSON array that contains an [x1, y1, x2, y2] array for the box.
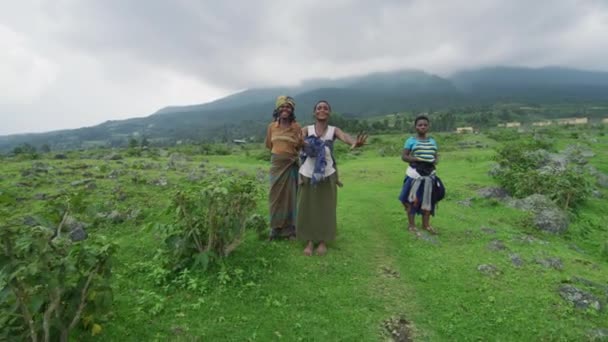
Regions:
[[1, 126, 607, 341]]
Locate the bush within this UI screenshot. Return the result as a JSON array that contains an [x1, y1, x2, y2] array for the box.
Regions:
[[154, 175, 262, 275], [253, 150, 271, 162], [0, 194, 115, 341], [486, 129, 521, 142], [492, 139, 591, 210]]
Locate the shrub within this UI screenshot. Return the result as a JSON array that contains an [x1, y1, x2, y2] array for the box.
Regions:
[[492, 139, 591, 210], [154, 175, 262, 274], [0, 194, 115, 341], [486, 129, 521, 142]]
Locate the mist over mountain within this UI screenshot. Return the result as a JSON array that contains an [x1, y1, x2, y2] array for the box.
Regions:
[[2, 66, 608, 152]]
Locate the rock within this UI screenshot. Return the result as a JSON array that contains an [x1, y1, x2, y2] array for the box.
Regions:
[[487, 240, 508, 251], [167, 152, 188, 169], [105, 153, 123, 160], [457, 198, 473, 207], [477, 187, 509, 200], [380, 266, 400, 278], [54, 153, 68, 159], [514, 235, 549, 245], [586, 165, 599, 176], [568, 244, 586, 254], [510, 253, 524, 267], [587, 328, 608, 341], [533, 207, 569, 234], [508, 194, 551, 211], [508, 194, 569, 234], [596, 172, 608, 189], [23, 216, 39, 226], [534, 257, 563, 270], [159, 149, 169, 157], [187, 170, 203, 182], [547, 153, 568, 171], [382, 316, 414, 342], [592, 190, 603, 198], [32, 162, 51, 173], [116, 191, 127, 201], [64, 216, 87, 230], [477, 264, 500, 276], [69, 227, 88, 242], [67, 163, 90, 170], [108, 170, 120, 179], [581, 150, 596, 158], [419, 231, 440, 245], [571, 276, 608, 293], [527, 151, 569, 175], [153, 177, 168, 187], [86, 182, 97, 190], [127, 209, 141, 220], [523, 149, 551, 167], [107, 210, 125, 223], [564, 144, 594, 165], [33, 193, 47, 200], [559, 285, 603, 311], [487, 163, 502, 177], [70, 178, 95, 187], [480, 227, 497, 235], [169, 152, 186, 161]]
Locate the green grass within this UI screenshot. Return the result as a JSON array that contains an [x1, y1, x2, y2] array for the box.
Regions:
[[1, 127, 607, 341]]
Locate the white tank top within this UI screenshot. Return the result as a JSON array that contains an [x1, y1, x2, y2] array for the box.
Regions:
[[299, 125, 336, 178]]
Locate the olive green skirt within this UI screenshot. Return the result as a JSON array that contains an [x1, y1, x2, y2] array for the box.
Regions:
[[296, 173, 337, 242]]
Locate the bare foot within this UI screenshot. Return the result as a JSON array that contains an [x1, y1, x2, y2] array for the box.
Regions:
[[424, 226, 438, 235], [408, 225, 421, 237], [303, 241, 313, 256], [316, 242, 327, 256]]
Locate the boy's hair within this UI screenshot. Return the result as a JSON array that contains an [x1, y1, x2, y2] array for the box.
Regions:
[[414, 115, 430, 125], [314, 100, 332, 112]]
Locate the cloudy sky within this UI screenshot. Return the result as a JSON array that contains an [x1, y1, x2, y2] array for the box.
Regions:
[[1, 0, 607, 135]]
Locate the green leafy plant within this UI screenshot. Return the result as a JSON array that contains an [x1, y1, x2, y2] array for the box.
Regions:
[[0, 193, 115, 342], [492, 139, 591, 210], [155, 175, 262, 275]]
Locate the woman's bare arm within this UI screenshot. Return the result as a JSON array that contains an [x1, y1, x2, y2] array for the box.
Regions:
[[401, 149, 419, 163], [335, 127, 367, 149]]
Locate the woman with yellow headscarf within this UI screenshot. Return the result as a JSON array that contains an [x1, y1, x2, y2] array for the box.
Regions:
[[264, 96, 303, 240]]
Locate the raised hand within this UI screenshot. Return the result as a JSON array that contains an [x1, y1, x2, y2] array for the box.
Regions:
[[350, 131, 368, 149]]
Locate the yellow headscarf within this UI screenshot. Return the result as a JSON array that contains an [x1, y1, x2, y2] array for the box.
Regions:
[[275, 95, 296, 110]]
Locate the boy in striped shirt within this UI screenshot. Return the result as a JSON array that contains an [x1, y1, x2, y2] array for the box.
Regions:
[[399, 115, 440, 235]]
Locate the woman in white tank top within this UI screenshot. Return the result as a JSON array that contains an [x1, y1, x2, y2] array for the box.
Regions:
[[297, 100, 368, 256]]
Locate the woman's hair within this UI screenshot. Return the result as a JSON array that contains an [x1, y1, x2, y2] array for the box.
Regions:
[[273, 106, 296, 122], [414, 114, 430, 125], [314, 100, 332, 112]]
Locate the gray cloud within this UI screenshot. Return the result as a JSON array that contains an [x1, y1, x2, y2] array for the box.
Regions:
[[0, 0, 607, 134]]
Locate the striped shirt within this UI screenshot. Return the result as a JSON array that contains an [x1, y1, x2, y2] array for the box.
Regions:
[[404, 136, 438, 163], [265, 121, 303, 156]]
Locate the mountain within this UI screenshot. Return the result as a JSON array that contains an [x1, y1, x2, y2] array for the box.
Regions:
[[451, 66, 608, 102], [2, 66, 608, 152]]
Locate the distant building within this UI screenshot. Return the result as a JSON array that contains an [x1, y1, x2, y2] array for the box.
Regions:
[[556, 117, 588, 125], [601, 118, 608, 124], [232, 139, 247, 145], [532, 121, 552, 127], [498, 122, 521, 128], [456, 127, 474, 134]]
